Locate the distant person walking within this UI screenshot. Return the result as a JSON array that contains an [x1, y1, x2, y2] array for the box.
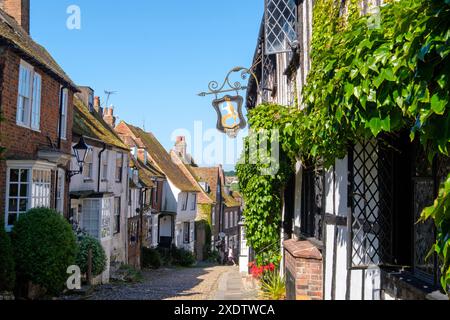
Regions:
[[228, 247, 236, 266]]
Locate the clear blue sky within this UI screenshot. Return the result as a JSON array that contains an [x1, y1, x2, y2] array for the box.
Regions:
[[30, 0, 263, 171]]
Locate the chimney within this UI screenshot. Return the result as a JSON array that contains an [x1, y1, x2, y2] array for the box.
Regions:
[[103, 106, 117, 128], [174, 136, 187, 161], [0, 0, 30, 34], [93, 96, 103, 114]]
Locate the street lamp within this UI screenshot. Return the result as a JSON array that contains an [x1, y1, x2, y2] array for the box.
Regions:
[[68, 136, 91, 179]]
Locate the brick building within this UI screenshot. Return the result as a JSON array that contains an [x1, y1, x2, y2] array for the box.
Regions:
[[0, 0, 78, 231]]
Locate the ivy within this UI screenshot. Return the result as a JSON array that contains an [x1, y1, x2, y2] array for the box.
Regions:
[[237, 104, 295, 265]]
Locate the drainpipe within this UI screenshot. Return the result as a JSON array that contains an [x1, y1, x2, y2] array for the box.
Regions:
[[97, 143, 106, 192]]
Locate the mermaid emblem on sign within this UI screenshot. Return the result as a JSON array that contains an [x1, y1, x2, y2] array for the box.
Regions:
[[212, 95, 246, 138]]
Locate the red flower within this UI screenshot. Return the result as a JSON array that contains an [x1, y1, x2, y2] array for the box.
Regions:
[[268, 263, 275, 271]]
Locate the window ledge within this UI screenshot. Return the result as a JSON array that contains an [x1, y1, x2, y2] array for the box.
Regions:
[[380, 268, 448, 300]]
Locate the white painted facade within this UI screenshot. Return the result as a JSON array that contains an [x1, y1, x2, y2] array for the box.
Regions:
[[69, 143, 128, 283], [152, 178, 197, 253]]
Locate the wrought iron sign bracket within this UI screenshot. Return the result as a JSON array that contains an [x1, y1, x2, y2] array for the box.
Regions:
[[198, 66, 260, 138], [197, 66, 260, 99]]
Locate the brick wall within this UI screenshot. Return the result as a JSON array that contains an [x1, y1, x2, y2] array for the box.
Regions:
[[0, 48, 74, 218], [284, 239, 323, 300]]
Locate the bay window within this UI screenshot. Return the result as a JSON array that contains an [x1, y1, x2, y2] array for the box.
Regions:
[[80, 198, 112, 239], [16, 60, 42, 131], [5, 162, 54, 231]]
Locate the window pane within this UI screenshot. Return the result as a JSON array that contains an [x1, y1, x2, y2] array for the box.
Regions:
[[20, 169, 29, 183], [9, 184, 18, 197], [19, 199, 28, 212], [9, 199, 18, 212], [31, 73, 41, 129], [8, 213, 17, 226], [19, 184, 28, 197]]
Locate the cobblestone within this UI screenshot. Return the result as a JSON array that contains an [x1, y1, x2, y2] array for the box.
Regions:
[[87, 264, 247, 300]]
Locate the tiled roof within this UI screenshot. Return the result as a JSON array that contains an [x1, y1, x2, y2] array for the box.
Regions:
[[73, 97, 129, 150], [191, 167, 219, 203], [126, 124, 199, 192], [223, 191, 240, 208], [0, 10, 77, 90], [171, 151, 213, 205]]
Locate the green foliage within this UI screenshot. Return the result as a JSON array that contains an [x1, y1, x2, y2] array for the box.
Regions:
[[156, 245, 196, 267], [420, 173, 450, 293], [237, 104, 295, 265], [75, 234, 107, 277], [0, 220, 15, 291], [172, 247, 196, 267], [298, 0, 450, 166], [12, 208, 77, 295], [117, 264, 143, 283], [142, 247, 162, 269], [260, 270, 286, 300]]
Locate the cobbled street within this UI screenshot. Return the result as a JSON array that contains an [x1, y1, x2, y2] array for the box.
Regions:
[[88, 264, 259, 301]]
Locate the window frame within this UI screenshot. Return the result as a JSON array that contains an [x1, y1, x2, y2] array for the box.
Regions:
[[101, 150, 109, 181], [191, 193, 197, 211], [183, 221, 190, 244], [182, 193, 188, 211], [115, 153, 124, 183], [16, 60, 42, 131], [114, 197, 121, 234], [59, 87, 69, 140], [83, 147, 94, 181]]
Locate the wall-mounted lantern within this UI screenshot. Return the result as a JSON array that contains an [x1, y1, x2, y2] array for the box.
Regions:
[[198, 66, 260, 138], [68, 136, 91, 179]]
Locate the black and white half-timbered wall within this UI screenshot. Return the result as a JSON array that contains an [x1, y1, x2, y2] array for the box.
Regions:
[[246, 0, 449, 300]]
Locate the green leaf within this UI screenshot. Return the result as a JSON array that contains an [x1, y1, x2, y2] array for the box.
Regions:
[[431, 94, 447, 115], [380, 115, 391, 131], [384, 68, 396, 82], [345, 83, 354, 100], [367, 117, 382, 136], [373, 72, 385, 88]]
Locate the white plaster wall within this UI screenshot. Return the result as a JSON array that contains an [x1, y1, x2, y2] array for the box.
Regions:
[[323, 155, 382, 300], [293, 161, 303, 233], [70, 145, 129, 282], [163, 180, 180, 213]]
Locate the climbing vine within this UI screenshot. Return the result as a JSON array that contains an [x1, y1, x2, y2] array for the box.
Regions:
[[237, 104, 295, 266], [238, 0, 450, 288]]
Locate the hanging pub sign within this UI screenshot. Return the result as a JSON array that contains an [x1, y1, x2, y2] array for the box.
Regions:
[[198, 66, 260, 139], [212, 95, 246, 138]]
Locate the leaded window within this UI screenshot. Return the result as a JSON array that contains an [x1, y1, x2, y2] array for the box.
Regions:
[[265, 0, 298, 55], [349, 139, 394, 267]]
